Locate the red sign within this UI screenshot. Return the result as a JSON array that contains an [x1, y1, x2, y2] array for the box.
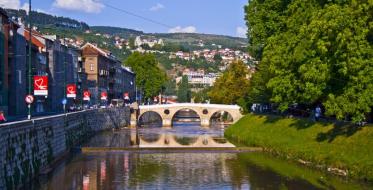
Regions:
[[83, 91, 91, 101], [124, 92, 129, 100], [66, 84, 77, 98], [25, 95, 34, 104], [34, 76, 48, 96], [101, 92, 107, 100]]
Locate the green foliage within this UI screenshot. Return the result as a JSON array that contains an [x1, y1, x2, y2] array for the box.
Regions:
[[177, 76, 191, 102], [6, 9, 89, 30], [246, 0, 373, 122], [208, 60, 250, 106], [192, 87, 211, 103], [163, 79, 176, 96], [225, 114, 373, 182], [124, 52, 167, 99]]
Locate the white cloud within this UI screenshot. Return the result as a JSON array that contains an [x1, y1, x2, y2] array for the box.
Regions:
[[168, 26, 197, 33], [149, 3, 164, 11], [0, 0, 20, 9], [236, 26, 247, 38], [53, 0, 104, 13], [0, 0, 33, 14]]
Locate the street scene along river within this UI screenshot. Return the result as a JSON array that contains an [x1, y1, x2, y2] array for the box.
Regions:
[[32, 110, 370, 190]]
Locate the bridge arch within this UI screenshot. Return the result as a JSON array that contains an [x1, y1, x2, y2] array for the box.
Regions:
[[171, 108, 201, 126], [209, 110, 234, 126], [138, 111, 163, 127], [133, 103, 243, 128]]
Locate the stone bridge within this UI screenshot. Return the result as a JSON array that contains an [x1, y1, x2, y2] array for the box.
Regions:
[[130, 103, 242, 127]]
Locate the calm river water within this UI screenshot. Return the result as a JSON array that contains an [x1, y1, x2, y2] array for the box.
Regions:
[[33, 123, 371, 190]]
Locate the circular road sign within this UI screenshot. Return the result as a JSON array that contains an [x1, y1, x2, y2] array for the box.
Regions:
[[25, 95, 34, 104], [62, 98, 67, 105]]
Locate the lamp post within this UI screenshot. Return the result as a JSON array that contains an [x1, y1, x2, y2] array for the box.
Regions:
[[27, 0, 32, 120]]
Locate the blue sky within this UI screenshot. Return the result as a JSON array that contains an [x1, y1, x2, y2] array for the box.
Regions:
[[1, 0, 248, 37]]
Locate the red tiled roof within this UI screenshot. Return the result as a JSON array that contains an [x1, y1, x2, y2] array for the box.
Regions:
[[23, 29, 45, 49]]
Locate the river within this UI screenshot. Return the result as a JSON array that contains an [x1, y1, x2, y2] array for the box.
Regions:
[[32, 122, 371, 190]]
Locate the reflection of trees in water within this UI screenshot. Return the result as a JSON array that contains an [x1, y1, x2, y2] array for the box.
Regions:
[[174, 136, 198, 145], [139, 111, 162, 127], [129, 157, 168, 187], [212, 137, 228, 144], [226, 153, 364, 190]]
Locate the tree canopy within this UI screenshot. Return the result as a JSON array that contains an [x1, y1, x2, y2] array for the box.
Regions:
[[124, 52, 167, 100], [208, 60, 250, 106], [246, 0, 373, 122]]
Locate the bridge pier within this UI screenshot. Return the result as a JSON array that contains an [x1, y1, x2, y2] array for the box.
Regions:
[[162, 119, 172, 128], [201, 118, 210, 128]]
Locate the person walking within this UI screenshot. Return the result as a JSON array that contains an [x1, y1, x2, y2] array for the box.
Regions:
[[315, 106, 321, 121], [0, 111, 7, 123]]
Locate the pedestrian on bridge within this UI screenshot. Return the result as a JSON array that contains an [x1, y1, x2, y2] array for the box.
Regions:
[[0, 111, 7, 123]]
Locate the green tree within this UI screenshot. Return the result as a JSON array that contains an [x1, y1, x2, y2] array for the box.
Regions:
[[128, 37, 135, 49], [177, 76, 191, 102], [245, 0, 373, 122], [163, 79, 177, 96], [193, 87, 211, 103], [124, 52, 167, 100], [208, 60, 250, 106], [213, 54, 222, 62]]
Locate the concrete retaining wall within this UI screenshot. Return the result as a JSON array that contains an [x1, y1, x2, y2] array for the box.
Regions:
[[0, 107, 130, 189]]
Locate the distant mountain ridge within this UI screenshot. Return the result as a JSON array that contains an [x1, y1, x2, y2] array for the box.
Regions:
[[5, 9, 89, 30]]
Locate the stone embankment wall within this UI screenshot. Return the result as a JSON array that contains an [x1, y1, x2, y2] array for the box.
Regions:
[[0, 107, 130, 189]]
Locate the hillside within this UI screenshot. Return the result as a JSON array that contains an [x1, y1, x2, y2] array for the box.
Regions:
[[91, 26, 247, 50], [6, 8, 251, 76], [5, 9, 89, 30], [90, 26, 143, 38]]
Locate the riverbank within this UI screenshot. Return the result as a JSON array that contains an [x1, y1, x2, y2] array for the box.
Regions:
[[224, 114, 373, 182]]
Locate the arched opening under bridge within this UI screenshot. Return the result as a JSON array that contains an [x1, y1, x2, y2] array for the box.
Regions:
[[139, 111, 163, 128], [209, 110, 234, 127], [171, 108, 201, 127]]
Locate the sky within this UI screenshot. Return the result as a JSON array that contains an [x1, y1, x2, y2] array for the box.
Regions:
[[0, 0, 248, 38]]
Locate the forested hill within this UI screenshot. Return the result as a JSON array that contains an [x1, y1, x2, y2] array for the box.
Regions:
[[90, 26, 143, 38], [6, 8, 246, 49], [5, 9, 89, 30]]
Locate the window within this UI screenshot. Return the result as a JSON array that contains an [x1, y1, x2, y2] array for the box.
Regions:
[[90, 63, 94, 71]]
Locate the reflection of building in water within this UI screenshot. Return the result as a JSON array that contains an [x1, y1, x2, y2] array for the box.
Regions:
[[138, 134, 235, 148], [78, 153, 236, 189]]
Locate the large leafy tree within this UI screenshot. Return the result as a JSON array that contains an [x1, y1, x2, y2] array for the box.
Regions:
[[124, 52, 167, 100], [246, 0, 373, 122], [208, 60, 250, 106]]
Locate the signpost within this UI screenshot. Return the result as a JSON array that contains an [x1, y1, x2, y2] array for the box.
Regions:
[[62, 98, 67, 113], [124, 92, 129, 100], [33, 76, 48, 96], [66, 84, 77, 98], [25, 95, 34, 120], [83, 91, 91, 101], [101, 92, 107, 100]]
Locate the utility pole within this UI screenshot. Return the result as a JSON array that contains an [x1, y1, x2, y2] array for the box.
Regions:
[[27, 0, 32, 120]]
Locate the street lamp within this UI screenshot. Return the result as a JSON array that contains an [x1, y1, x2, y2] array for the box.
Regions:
[[27, 0, 32, 120]]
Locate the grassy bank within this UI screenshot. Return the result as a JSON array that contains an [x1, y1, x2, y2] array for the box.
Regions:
[[225, 114, 373, 182]]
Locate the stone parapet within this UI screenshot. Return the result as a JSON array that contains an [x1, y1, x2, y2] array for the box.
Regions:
[[0, 107, 130, 189]]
